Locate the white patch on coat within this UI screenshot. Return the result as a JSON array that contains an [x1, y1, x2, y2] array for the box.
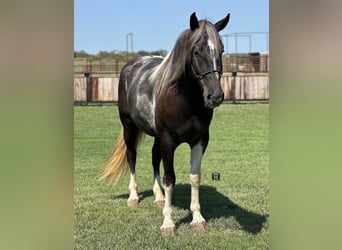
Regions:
[[134, 66, 157, 134], [136, 92, 156, 131]]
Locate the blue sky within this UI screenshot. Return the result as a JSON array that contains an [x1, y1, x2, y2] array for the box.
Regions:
[[74, 0, 269, 54]]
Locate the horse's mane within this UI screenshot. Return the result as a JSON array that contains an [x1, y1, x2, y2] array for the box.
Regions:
[[150, 20, 222, 98]]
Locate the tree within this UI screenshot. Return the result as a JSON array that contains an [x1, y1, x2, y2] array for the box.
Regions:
[[74, 50, 93, 58]]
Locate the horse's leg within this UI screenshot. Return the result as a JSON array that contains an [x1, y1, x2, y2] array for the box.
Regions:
[[123, 123, 140, 207], [159, 133, 177, 235], [189, 135, 209, 232], [152, 138, 165, 208]]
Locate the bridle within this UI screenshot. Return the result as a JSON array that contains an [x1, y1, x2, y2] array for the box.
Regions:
[[190, 54, 223, 80], [192, 67, 223, 80]]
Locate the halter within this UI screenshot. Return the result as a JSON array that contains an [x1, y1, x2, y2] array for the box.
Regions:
[[192, 68, 223, 80], [190, 56, 223, 80]]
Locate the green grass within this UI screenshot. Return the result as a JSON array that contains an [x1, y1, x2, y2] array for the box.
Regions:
[[74, 103, 269, 249]]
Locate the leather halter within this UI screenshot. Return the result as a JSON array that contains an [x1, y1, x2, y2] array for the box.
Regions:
[[192, 67, 223, 80], [190, 56, 222, 80]]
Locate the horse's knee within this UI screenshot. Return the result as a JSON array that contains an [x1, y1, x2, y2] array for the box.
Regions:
[[190, 174, 200, 187]]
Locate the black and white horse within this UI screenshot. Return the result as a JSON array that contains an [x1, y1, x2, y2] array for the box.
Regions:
[[102, 12, 230, 235]]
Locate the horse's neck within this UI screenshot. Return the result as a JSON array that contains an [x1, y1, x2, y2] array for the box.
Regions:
[[180, 74, 210, 113]]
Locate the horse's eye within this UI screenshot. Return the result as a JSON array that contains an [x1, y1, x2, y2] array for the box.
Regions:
[[194, 50, 200, 56]]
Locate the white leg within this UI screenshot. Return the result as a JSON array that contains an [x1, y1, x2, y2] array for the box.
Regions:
[[190, 174, 206, 224], [127, 173, 139, 207], [190, 143, 208, 232], [160, 185, 177, 235], [153, 177, 165, 207]]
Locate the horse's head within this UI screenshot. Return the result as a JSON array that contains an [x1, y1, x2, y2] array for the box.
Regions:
[[189, 12, 230, 109]]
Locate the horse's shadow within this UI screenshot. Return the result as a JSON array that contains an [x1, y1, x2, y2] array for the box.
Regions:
[[113, 184, 268, 235]]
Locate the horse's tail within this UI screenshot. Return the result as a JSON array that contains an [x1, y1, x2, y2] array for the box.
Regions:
[[101, 130, 143, 184]]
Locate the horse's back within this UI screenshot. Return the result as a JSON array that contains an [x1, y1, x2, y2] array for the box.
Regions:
[[118, 56, 163, 136], [119, 55, 162, 94]]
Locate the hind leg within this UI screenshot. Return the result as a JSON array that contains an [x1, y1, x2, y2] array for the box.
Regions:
[[152, 138, 165, 208], [122, 119, 140, 207]]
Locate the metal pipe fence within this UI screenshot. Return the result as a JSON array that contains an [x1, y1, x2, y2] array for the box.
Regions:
[[74, 53, 269, 76]]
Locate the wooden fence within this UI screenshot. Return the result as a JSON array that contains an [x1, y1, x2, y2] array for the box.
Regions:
[[74, 73, 269, 103]]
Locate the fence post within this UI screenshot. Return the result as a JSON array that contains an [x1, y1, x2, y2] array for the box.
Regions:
[[84, 72, 92, 103], [232, 71, 237, 103]]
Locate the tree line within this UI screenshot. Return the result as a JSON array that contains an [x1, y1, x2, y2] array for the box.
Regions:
[[74, 50, 168, 60]]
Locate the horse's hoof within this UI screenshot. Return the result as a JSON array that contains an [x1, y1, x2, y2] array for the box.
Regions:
[[190, 222, 209, 233], [160, 226, 178, 236], [153, 200, 165, 208], [127, 199, 139, 207]]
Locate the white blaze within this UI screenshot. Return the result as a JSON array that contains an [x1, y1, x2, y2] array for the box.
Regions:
[[207, 39, 219, 79]]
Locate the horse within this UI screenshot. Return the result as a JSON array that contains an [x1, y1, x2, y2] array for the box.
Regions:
[[101, 12, 230, 235]]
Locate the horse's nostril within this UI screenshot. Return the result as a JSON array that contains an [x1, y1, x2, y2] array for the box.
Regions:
[[207, 94, 212, 100]]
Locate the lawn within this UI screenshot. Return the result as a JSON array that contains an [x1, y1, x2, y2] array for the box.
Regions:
[[74, 103, 269, 249]]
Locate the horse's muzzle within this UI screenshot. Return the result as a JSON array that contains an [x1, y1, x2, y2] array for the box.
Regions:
[[205, 91, 224, 109]]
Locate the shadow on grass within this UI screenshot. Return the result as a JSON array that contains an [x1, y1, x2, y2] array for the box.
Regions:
[[174, 184, 268, 234], [112, 184, 267, 235], [111, 189, 153, 203]]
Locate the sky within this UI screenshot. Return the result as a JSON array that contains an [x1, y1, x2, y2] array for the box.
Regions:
[[74, 0, 269, 54]]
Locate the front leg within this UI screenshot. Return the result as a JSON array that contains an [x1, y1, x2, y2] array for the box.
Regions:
[[189, 138, 209, 232], [159, 132, 178, 236]]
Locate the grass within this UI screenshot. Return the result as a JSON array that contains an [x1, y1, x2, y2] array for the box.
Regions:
[[74, 103, 269, 249]]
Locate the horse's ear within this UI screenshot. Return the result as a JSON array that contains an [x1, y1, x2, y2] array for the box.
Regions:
[[214, 13, 230, 32], [190, 12, 199, 31]]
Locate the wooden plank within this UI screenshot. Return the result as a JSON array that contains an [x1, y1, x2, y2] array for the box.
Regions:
[[98, 78, 114, 101], [95, 78, 119, 102], [91, 77, 99, 101], [112, 78, 119, 101], [220, 76, 230, 100], [74, 78, 87, 102]]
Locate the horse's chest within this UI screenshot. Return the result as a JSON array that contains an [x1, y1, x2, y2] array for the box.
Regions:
[[170, 113, 212, 144], [188, 115, 211, 135]]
